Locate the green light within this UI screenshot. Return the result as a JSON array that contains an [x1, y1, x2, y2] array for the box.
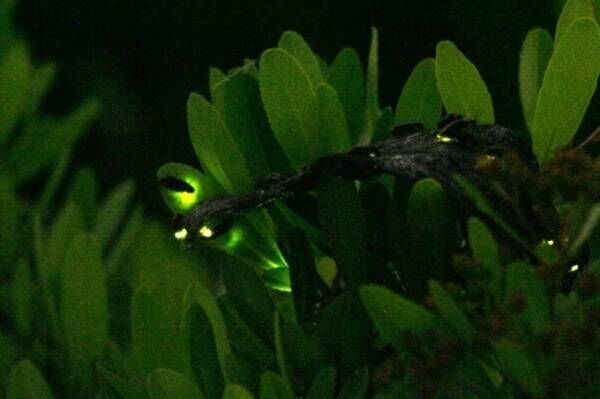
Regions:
[[225, 228, 243, 249], [174, 228, 188, 241], [169, 176, 202, 211]]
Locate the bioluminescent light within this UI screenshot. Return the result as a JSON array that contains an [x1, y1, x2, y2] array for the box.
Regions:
[[198, 225, 214, 239], [225, 227, 243, 249], [436, 134, 457, 143], [545, 239, 555, 246], [569, 264, 579, 273], [174, 228, 188, 241]]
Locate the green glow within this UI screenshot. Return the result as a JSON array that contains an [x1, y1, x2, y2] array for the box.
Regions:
[[168, 176, 202, 211], [174, 228, 188, 241], [436, 133, 457, 143], [198, 225, 214, 238], [225, 227, 243, 249]]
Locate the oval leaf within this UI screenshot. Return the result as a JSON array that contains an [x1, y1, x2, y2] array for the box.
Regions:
[[278, 31, 324, 88], [555, 0, 595, 44], [7, 360, 54, 399], [428, 280, 474, 343], [224, 384, 254, 399], [316, 83, 351, 154], [146, 368, 204, 399]]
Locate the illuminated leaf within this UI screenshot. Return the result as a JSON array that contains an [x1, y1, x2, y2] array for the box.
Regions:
[[316, 83, 351, 153], [365, 27, 380, 142], [555, 0, 595, 44], [278, 31, 324, 87]]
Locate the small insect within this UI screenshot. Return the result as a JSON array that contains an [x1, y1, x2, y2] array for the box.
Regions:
[[161, 115, 546, 247]]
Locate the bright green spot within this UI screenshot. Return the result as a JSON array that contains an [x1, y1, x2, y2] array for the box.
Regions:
[[174, 228, 188, 241]]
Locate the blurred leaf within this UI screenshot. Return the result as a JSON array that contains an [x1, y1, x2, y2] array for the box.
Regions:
[[569, 203, 600, 256], [281, 323, 322, 391], [107, 204, 144, 273], [146, 368, 204, 399], [36, 147, 72, 213], [286, 229, 320, 324], [495, 340, 544, 398], [6, 359, 54, 399], [278, 31, 324, 87], [24, 63, 56, 118], [555, 0, 595, 43], [261, 268, 291, 292], [187, 93, 252, 193], [395, 58, 442, 129], [365, 27, 380, 143], [223, 384, 254, 399], [186, 303, 225, 399], [317, 174, 369, 289], [98, 366, 148, 399], [315, 256, 337, 288], [467, 217, 503, 301], [11, 258, 32, 336], [61, 233, 108, 383], [0, 174, 18, 269], [316, 83, 351, 154], [532, 18, 600, 161], [338, 366, 369, 399], [64, 167, 98, 220], [306, 367, 336, 399], [435, 41, 495, 123], [259, 48, 320, 168], [259, 371, 294, 399], [221, 259, 275, 345], [519, 28, 554, 133], [429, 281, 474, 343], [47, 202, 84, 282], [505, 262, 550, 334], [273, 313, 293, 394], [327, 47, 364, 144], [0, 41, 30, 145], [95, 180, 135, 251], [360, 284, 437, 352]]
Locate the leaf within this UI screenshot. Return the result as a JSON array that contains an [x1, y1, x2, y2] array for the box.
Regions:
[[259, 371, 294, 399], [395, 58, 442, 129], [106, 204, 144, 273], [360, 284, 437, 352], [61, 233, 108, 383], [157, 162, 221, 213], [338, 366, 369, 399], [327, 47, 365, 144], [187, 93, 252, 193], [532, 18, 600, 162], [98, 365, 148, 399], [505, 262, 550, 335], [95, 180, 135, 251], [428, 281, 475, 343], [280, 323, 321, 390], [467, 218, 503, 302], [223, 384, 254, 399], [259, 48, 320, 168], [221, 259, 275, 345], [278, 31, 324, 87], [64, 167, 98, 220], [0, 174, 19, 268], [46, 202, 84, 282], [569, 203, 600, 256], [519, 28, 554, 133], [24, 63, 56, 118], [494, 340, 544, 398], [365, 27, 380, 143], [371, 106, 394, 143], [36, 147, 72, 213], [209, 66, 227, 105], [11, 259, 32, 336], [273, 313, 293, 394], [306, 367, 336, 399], [6, 359, 54, 399], [146, 368, 204, 399], [261, 267, 291, 292], [186, 303, 225, 399], [555, 0, 595, 44], [317, 173, 369, 289], [435, 41, 495, 124], [0, 41, 30, 145], [316, 83, 351, 154]]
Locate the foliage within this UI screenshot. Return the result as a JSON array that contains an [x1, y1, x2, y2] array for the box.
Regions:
[[2, 0, 600, 398]]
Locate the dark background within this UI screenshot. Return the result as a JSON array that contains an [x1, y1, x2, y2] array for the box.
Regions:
[[15, 0, 566, 214]]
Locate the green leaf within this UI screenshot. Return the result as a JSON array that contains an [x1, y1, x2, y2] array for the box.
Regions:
[[223, 384, 255, 399], [532, 18, 600, 162], [428, 281, 474, 343], [0, 41, 30, 146], [221, 259, 275, 345], [519, 28, 554, 133], [98, 366, 148, 399], [187, 93, 252, 193], [555, 0, 595, 43], [95, 180, 135, 251], [46, 202, 84, 282], [395, 58, 442, 129], [338, 366, 369, 399], [259, 371, 294, 399], [371, 106, 394, 143], [61, 233, 108, 382], [327, 47, 365, 144], [467, 218, 503, 302], [494, 340, 544, 398], [6, 360, 54, 399], [317, 174, 369, 289], [209, 66, 227, 105], [569, 203, 600, 256], [157, 163, 221, 213], [64, 167, 98, 220], [360, 284, 437, 352], [278, 31, 324, 88], [0, 174, 19, 268], [316, 83, 352, 154], [106, 204, 144, 273], [186, 303, 225, 399], [435, 41, 495, 123], [273, 313, 293, 394], [146, 368, 204, 399], [306, 367, 336, 399], [11, 259, 32, 337], [259, 48, 320, 168], [36, 147, 72, 213], [505, 262, 550, 334], [261, 267, 291, 292], [365, 27, 380, 143], [24, 63, 56, 118]]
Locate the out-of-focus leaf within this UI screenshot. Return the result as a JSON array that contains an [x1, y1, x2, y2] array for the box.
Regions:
[[0, 41, 30, 145], [278, 31, 324, 87], [24, 63, 56, 118], [519, 28, 554, 133], [64, 167, 98, 221], [327, 47, 364, 144], [532, 18, 600, 161], [46, 202, 84, 282], [281, 323, 321, 391], [467, 217, 503, 301], [273, 313, 293, 393], [365, 27, 380, 143], [95, 180, 135, 251], [146, 368, 204, 399], [338, 366, 369, 399], [569, 203, 600, 256], [187, 93, 252, 193], [98, 366, 148, 399], [11, 259, 32, 337], [435, 41, 495, 124], [261, 267, 291, 292], [0, 174, 19, 269], [259, 371, 294, 399], [36, 147, 72, 213], [107, 204, 144, 273], [395, 58, 442, 129], [495, 340, 544, 398], [555, 0, 595, 43], [505, 262, 550, 334], [6, 359, 54, 399], [360, 284, 437, 352], [259, 48, 320, 169], [61, 233, 108, 383], [371, 106, 394, 143], [429, 281, 474, 343], [186, 303, 225, 399], [223, 384, 254, 399], [306, 367, 336, 399], [316, 83, 351, 154]]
